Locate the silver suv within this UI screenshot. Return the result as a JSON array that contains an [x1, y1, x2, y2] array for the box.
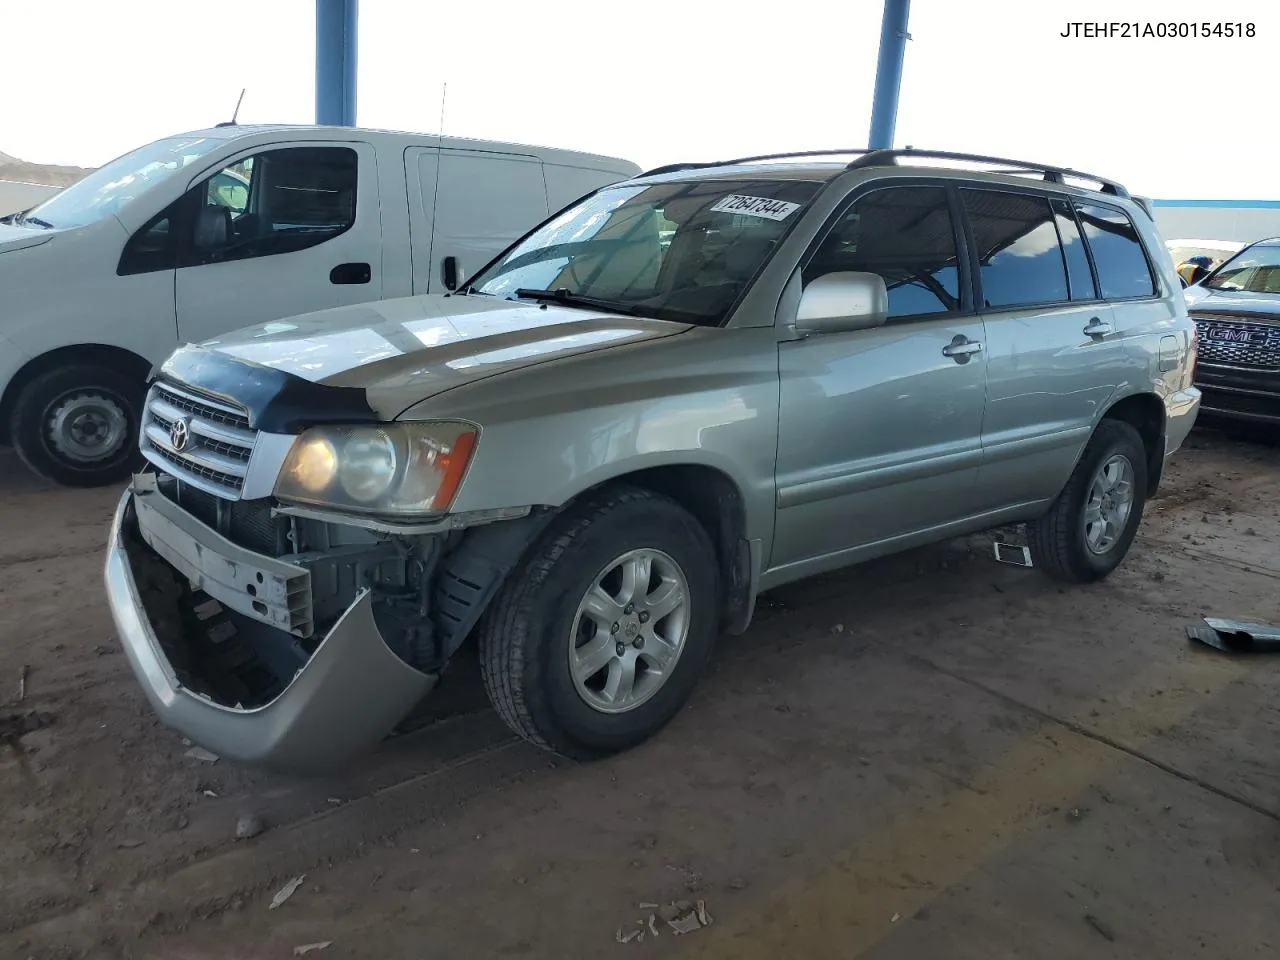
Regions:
[[104, 149, 1202, 772]]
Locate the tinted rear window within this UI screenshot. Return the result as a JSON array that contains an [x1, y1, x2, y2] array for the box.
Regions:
[[961, 190, 1068, 308]]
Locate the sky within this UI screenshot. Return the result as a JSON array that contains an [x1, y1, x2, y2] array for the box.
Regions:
[[2, 0, 1273, 199]]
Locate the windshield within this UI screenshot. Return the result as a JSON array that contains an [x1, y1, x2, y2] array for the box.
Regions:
[[467, 178, 823, 326], [1203, 243, 1280, 294], [22, 136, 226, 230]]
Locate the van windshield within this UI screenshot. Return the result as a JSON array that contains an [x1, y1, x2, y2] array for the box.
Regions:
[[467, 178, 823, 326], [21, 136, 226, 230]]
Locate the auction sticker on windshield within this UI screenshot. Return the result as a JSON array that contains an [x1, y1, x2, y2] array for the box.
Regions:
[[709, 195, 801, 221]]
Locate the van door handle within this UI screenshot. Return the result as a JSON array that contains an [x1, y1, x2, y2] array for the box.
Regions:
[[1083, 317, 1113, 338], [330, 262, 371, 284], [441, 256, 459, 291], [942, 335, 983, 363]]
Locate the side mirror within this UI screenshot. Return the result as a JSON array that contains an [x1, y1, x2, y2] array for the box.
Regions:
[[193, 206, 231, 253], [795, 271, 888, 334]]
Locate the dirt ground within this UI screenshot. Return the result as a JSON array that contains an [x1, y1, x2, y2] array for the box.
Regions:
[[2, 428, 1279, 960]]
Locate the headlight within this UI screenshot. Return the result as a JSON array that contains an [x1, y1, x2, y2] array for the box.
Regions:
[[274, 422, 478, 516]]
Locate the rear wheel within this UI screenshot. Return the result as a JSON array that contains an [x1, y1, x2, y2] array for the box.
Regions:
[[1027, 419, 1148, 583], [9, 364, 144, 488], [477, 486, 719, 760]]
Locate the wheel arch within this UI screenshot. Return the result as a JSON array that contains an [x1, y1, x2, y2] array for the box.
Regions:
[[0, 344, 154, 446], [1099, 391, 1166, 496], [432, 461, 756, 665]]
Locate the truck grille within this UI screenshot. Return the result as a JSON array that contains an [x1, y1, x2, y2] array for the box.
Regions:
[[140, 381, 258, 499], [1192, 315, 1280, 369]]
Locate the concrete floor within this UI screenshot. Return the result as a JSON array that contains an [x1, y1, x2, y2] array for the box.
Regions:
[[1, 429, 1278, 960]]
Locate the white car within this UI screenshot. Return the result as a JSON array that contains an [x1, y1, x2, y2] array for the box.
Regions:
[[0, 125, 639, 487]]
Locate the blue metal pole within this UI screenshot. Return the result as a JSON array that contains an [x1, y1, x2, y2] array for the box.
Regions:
[[868, 0, 911, 149], [315, 0, 358, 126]]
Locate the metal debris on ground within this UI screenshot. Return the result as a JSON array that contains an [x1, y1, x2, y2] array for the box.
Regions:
[[993, 542, 1033, 567], [293, 942, 333, 956], [184, 746, 220, 763], [1187, 618, 1280, 654], [19, 664, 29, 701], [202, 789, 218, 798], [618, 899, 713, 942], [269, 874, 307, 910]]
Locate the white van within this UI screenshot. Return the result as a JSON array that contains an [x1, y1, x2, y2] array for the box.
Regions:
[[0, 125, 640, 487]]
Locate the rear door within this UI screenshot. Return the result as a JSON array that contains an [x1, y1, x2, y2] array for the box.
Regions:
[[426, 150, 549, 292], [772, 183, 988, 571], [175, 141, 383, 344], [966, 189, 1134, 512]]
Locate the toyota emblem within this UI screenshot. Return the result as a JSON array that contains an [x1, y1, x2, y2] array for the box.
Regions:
[[170, 417, 191, 452]]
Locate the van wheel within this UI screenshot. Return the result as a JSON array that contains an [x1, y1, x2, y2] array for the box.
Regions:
[[477, 486, 719, 760], [9, 365, 144, 488], [1027, 419, 1148, 583]]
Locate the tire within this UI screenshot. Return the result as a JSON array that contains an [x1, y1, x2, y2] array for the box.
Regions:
[[9, 364, 144, 488], [477, 486, 720, 760], [1027, 419, 1148, 583]]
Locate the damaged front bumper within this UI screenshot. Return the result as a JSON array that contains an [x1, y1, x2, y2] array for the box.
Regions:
[[103, 480, 437, 774]]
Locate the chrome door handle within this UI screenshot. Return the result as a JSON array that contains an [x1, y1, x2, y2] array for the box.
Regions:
[[1083, 317, 1113, 338], [942, 336, 983, 361]]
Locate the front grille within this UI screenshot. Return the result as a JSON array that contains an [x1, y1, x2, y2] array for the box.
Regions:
[[140, 381, 258, 499], [1192, 315, 1280, 369]]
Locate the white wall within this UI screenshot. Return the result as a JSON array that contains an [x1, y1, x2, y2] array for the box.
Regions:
[[0, 180, 59, 216], [1153, 204, 1280, 245]]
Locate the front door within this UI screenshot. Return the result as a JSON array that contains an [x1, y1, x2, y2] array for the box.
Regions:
[[174, 141, 383, 345], [771, 184, 988, 573]]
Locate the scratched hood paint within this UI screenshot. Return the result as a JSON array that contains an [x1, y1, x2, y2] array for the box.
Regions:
[[201, 292, 691, 418]]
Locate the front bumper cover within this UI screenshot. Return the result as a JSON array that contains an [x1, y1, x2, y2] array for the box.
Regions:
[[104, 483, 437, 774]]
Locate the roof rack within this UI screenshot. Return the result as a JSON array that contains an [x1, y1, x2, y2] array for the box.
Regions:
[[846, 149, 1130, 198], [637, 149, 873, 179]]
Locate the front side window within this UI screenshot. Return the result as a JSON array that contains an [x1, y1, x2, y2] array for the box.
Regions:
[[1075, 203, 1156, 299], [962, 190, 1068, 309], [184, 146, 358, 266], [22, 136, 224, 231], [804, 185, 961, 319], [1202, 243, 1280, 294], [468, 178, 822, 326]]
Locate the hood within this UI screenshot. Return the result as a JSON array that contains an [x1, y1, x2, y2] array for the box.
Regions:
[[0, 221, 56, 255], [202, 293, 691, 415], [1184, 286, 1280, 322]]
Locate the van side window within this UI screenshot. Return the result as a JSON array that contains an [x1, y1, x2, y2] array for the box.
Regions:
[[183, 147, 358, 267], [805, 186, 961, 319], [961, 190, 1068, 308], [1050, 198, 1098, 301], [1074, 202, 1156, 299]]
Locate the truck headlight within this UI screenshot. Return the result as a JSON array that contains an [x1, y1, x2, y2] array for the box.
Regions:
[[275, 422, 478, 516]]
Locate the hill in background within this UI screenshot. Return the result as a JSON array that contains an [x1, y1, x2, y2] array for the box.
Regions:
[[0, 151, 94, 186]]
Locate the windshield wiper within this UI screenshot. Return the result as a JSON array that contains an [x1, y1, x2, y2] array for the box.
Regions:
[[513, 288, 638, 315], [17, 213, 54, 229]]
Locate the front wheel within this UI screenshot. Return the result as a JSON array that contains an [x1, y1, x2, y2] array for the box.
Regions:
[[9, 364, 144, 488], [1027, 419, 1148, 583], [477, 486, 720, 760]]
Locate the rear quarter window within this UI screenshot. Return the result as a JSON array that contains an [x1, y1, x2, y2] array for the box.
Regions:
[[1075, 202, 1157, 299]]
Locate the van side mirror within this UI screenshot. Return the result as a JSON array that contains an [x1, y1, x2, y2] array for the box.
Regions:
[[193, 206, 231, 253], [795, 271, 888, 334]]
